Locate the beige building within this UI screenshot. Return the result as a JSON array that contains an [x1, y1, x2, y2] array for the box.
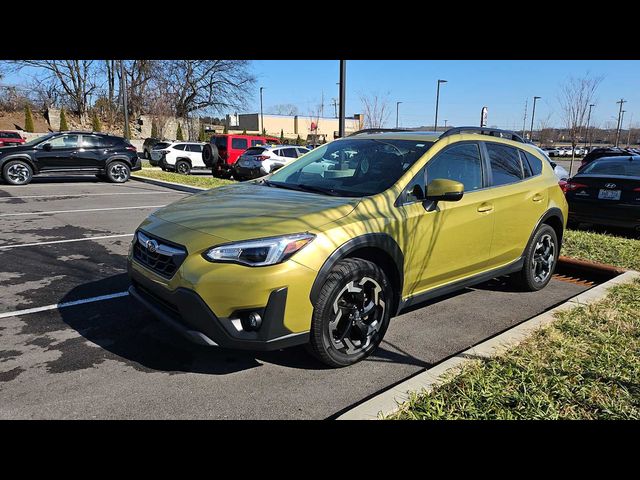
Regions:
[[236, 113, 363, 142]]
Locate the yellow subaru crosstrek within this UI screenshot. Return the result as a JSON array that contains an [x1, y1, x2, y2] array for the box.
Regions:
[[128, 127, 568, 367]]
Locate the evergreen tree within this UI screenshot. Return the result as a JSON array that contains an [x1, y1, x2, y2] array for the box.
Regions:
[[296, 134, 302, 145], [223, 124, 229, 134], [242, 129, 247, 135], [59, 108, 69, 131], [198, 124, 206, 142], [91, 112, 102, 132], [176, 123, 184, 141], [151, 122, 159, 138], [280, 129, 284, 143], [24, 105, 34, 133]]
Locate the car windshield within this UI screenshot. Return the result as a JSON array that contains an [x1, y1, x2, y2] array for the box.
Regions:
[[581, 158, 640, 176], [23, 133, 55, 146], [153, 142, 171, 149], [266, 138, 433, 197]]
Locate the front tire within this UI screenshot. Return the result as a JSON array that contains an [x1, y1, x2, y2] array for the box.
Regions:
[[308, 258, 393, 367], [511, 224, 558, 291], [106, 161, 130, 183], [2, 159, 33, 185]]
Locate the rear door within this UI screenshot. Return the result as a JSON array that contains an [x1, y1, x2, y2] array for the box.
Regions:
[[482, 142, 548, 269], [187, 144, 205, 167], [74, 134, 106, 169]]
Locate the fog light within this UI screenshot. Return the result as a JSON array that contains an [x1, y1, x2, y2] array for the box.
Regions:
[[242, 312, 262, 331]]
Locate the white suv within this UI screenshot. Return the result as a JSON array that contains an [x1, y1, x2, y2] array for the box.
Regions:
[[157, 142, 206, 174], [233, 144, 310, 180]]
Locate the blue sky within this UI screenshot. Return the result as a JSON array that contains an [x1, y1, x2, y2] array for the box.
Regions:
[[250, 60, 640, 129], [4, 60, 639, 130]]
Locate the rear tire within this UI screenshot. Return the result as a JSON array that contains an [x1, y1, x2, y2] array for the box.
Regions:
[[175, 160, 191, 175], [106, 161, 130, 183], [2, 159, 33, 185], [510, 224, 558, 292], [307, 258, 393, 368]]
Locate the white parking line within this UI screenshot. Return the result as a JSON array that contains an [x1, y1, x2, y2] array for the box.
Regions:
[[0, 192, 185, 200], [0, 291, 130, 319], [0, 234, 134, 250], [0, 205, 166, 217]]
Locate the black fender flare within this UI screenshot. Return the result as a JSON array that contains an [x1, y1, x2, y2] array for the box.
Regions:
[[522, 207, 565, 258], [0, 154, 38, 174], [105, 155, 134, 170], [309, 233, 404, 305]]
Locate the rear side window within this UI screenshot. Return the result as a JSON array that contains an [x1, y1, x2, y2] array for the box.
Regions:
[[486, 143, 524, 186], [232, 138, 248, 150], [296, 148, 309, 156], [187, 144, 203, 152], [173, 144, 187, 151], [80, 135, 103, 148], [282, 148, 298, 158], [523, 151, 543, 176], [425, 143, 484, 192]]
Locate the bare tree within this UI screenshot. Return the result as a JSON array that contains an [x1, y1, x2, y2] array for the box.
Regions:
[[558, 74, 603, 175], [159, 60, 255, 117], [270, 103, 298, 115], [6, 60, 99, 115], [360, 92, 391, 129], [536, 112, 555, 146]]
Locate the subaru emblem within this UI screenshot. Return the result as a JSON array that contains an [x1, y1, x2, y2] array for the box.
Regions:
[[146, 239, 158, 253]]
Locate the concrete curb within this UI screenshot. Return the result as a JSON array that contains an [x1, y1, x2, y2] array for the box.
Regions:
[[131, 175, 206, 194], [336, 269, 640, 420]]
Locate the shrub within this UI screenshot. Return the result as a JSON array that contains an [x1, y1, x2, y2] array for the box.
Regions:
[[151, 121, 159, 138], [176, 123, 184, 141], [91, 112, 102, 132], [59, 108, 69, 131], [24, 105, 34, 132]]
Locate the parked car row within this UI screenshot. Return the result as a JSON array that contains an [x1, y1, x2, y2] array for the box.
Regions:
[[542, 146, 591, 157]]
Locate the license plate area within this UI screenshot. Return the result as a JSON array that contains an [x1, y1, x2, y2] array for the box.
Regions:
[[598, 189, 621, 200]]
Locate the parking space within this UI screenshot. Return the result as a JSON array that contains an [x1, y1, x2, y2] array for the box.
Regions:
[[0, 176, 591, 419]]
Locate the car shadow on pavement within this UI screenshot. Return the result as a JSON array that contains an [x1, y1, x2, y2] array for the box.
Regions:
[[55, 274, 328, 376]]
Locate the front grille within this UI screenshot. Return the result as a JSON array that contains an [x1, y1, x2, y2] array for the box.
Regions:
[[133, 230, 187, 279]]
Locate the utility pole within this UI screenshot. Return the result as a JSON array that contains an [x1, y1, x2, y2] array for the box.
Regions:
[[259, 87, 265, 135], [444, 119, 448, 128], [529, 96, 541, 142], [521, 98, 528, 140], [434, 79, 447, 132], [626, 113, 633, 147], [331, 98, 338, 118], [338, 60, 346, 138], [585, 103, 594, 148], [615, 98, 626, 147], [620, 110, 626, 146], [120, 60, 129, 139], [396, 101, 402, 128]]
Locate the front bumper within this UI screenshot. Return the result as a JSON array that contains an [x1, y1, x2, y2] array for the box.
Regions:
[[129, 265, 309, 350]]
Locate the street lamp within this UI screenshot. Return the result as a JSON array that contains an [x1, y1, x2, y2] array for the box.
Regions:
[[444, 119, 448, 128], [434, 79, 447, 132], [585, 103, 595, 148], [396, 101, 403, 128], [529, 96, 541, 142], [259, 87, 265, 135]]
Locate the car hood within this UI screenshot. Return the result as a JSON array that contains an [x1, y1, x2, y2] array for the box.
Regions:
[[0, 143, 30, 154], [151, 182, 360, 241]]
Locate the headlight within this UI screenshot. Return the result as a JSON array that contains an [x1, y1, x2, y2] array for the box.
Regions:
[[203, 233, 315, 267]]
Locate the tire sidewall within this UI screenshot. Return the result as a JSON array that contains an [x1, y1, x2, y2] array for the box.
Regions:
[[2, 159, 33, 185], [176, 160, 190, 175], [523, 224, 558, 291], [312, 259, 393, 367], [106, 161, 130, 183]]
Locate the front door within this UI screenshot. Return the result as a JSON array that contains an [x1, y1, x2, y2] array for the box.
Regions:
[[396, 142, 495, 296], [34, 134, 80, 170]]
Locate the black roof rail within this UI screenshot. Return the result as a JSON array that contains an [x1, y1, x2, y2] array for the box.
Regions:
[[348, 128, 415, 137], [439, 126, 528, 144]]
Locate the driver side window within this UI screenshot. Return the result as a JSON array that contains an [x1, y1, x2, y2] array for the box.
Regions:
[[48, 134, 79, 149], [404, 143, 483, 203]]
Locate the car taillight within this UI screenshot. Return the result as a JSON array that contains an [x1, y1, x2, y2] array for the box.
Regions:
[[562, 181, 588, 193], [633, 187, 640, 192], [126, 145, 137, 152], [256, 155, 270, 161]]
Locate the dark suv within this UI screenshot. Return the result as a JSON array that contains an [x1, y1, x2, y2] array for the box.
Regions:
[[0, 131, 140, 186]]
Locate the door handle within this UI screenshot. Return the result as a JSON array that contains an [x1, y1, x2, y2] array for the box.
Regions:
[[533, 193, 544, 202], [477, 203, 494, 213]]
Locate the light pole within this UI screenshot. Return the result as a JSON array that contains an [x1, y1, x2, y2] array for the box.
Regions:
[[444, 119, 448, 128], [434, 79, 447, 132], [338, 61, 346, 138], [259, 87, 265, 135], [396, 101, 402, 128], [615, 98, 626, 147], [620, 110, 626, 146], [585, 103, 594, 148], [529, 96, 541, 142]]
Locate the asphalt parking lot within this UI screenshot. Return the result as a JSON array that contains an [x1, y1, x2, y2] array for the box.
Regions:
[[0, 176, 590, 419]]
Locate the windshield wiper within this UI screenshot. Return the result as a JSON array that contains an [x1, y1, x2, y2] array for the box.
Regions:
[[260, 179, 306, 192], [295, 184, 342, 196]]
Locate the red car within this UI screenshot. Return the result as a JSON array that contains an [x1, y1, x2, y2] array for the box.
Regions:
[[203, 134, 280, 178], [0, 131, 26, 147]]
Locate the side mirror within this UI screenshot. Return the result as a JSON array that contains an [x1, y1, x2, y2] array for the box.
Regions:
[[42, 143, 53, 151], [425, 178, 464, 202]]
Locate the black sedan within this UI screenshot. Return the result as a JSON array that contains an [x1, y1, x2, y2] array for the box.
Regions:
[[563, 155, 640, 230]]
